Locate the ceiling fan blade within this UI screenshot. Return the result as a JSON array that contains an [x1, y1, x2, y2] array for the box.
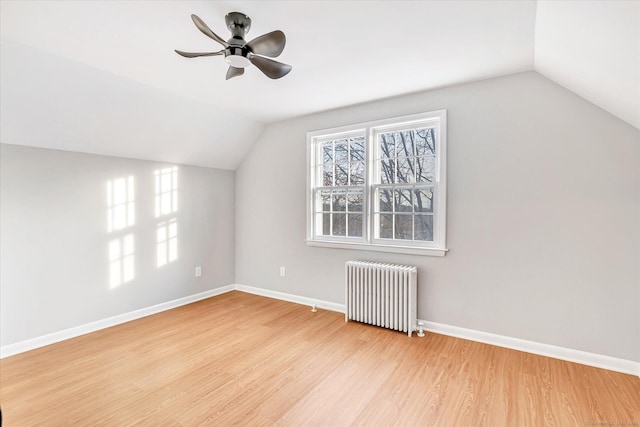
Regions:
[[246, 30, 286, 57], [249, 55, 292, 79], [191, 14, 229, 48], [226, 66, 245, 80], [175, 50, 224, 58]]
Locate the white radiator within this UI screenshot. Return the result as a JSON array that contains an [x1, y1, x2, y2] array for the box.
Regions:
[[345, 260, 417, 337]]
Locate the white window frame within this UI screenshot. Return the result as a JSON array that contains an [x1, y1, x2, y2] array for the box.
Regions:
[[306, 110, 448, 257]]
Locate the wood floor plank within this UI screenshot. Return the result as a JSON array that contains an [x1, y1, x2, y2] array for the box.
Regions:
[[1, 291, 638, 426]]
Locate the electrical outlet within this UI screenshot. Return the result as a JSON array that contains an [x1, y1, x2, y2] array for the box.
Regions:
[[279, 266, 286, 277], [195, 266, 202, 277]]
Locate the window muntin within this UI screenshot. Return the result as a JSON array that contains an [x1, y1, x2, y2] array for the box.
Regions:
[[307, 111, 446, 255]]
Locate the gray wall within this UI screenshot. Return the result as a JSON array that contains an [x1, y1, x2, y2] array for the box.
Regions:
[[0, 144, 235, 346], [235, 71, 640, 362]]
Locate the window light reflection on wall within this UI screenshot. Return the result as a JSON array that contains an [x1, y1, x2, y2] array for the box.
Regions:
[[106, 175, 136, 288], [156, 218, 177, 267], [154, 167, 179, 267], [107, 176, 135, 232], [155, 167, 178, 217], [109, 234, 134, 288]]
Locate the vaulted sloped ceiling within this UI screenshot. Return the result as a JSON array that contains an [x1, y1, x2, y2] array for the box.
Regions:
[[535, 0, 639, 131], [0, 1, 637, 170]]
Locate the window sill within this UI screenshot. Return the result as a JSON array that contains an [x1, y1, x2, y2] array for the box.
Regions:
[[305, 239, 448, 257]]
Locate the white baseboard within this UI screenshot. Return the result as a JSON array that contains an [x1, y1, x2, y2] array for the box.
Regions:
[[234, 284, 345, 313], [0, 285, 234, 358], [235, 284, 638, 376], [420, 320, 640, 377], [3, 283, 638, 377]]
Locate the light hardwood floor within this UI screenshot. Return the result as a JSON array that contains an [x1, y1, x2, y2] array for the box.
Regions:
[[1, 291, 638, 426]]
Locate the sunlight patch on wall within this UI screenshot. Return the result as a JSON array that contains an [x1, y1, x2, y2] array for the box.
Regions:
[[156, 218, 177, 267], [107, 176, 135, 232], [155, 167, 178, 217], [154, 167, 179, 268], [109, 234, 135, 289], [107, 176, 136, 288]]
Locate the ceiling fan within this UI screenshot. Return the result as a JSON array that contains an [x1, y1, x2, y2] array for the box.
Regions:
[[175, 12, 292, 80]]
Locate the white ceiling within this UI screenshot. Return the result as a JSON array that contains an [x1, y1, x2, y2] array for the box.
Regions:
[[0, 1, 637, 169]]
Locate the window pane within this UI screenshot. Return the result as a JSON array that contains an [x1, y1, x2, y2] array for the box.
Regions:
[[379, 214, 393, 239], [314, 212, 324, 235], [322, 213, 331, 235], [347, 192, 363, 212], [321, 190, 331, 211], [332, 213, 346, 236], [395, 189, 412, 213], [416, 128, 436, 156], [380, 159, 395, 184], [378, 189, 393, 212], [322, 143, 333, 164], [379, 134, 395, 159], [323, 161, 333, 186], [414, 214, 434, 241], [394, 214, 413, 240], [335, 143, 348, 164], [349, 138, 365, 162], [347, 214, 362, 237], [332, 192, 346, 211], [350, 161, 365, 185], [414, 188, 434, 213], [396, 158, 415, 183], [395, 131, 415, 157], [416, 156, 435, 183], [335, 164, 349, 185]]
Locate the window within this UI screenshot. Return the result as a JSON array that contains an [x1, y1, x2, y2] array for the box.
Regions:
[[307, 110, 447, 256]]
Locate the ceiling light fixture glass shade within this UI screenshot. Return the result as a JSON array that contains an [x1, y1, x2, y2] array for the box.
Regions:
[[225, 46, 251, 68]]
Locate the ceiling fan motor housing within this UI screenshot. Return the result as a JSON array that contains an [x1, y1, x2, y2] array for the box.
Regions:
[[224, 12, 252, 68], [225, 12, 251, 38]]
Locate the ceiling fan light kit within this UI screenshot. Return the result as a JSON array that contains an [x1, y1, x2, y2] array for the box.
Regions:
[[175, 11, 292, 80]]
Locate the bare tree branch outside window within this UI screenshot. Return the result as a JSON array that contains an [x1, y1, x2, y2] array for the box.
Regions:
[[319, 136, 365, 237], [375, 127, 435, 241]]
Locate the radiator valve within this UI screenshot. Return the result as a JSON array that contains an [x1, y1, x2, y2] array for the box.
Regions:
[[417, 321, 425, 337]]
